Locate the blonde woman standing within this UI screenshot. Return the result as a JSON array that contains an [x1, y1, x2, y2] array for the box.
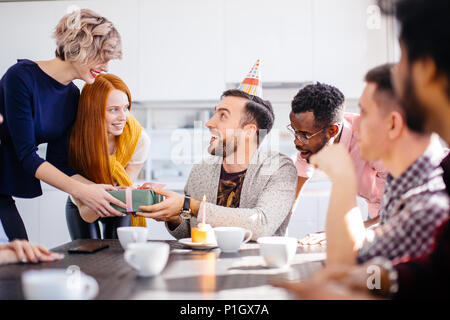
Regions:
[[0, 9, 126, 242]]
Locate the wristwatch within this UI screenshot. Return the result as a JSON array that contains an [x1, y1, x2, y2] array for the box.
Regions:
[[179, 194, 192, 220]]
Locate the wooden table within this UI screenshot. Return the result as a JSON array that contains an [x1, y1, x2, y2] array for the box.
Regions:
[[0, 239, 326, 300]]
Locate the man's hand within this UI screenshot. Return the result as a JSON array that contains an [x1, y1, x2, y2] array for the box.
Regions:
[[137, 189, 184, 222], [298, 232, 327, 246], [272, 280, 376, 300], [271, 264, 379, 300], [0, 240, 64, 265], [309, 144, 356, 182]]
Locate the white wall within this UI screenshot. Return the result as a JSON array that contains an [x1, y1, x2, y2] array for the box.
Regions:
[[224, 0, 314, 83], [0, 0, 396, 99], [138, 0, 226, 100]]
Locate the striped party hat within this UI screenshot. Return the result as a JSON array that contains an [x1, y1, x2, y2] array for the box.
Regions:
[[237, 59, 262, 98]]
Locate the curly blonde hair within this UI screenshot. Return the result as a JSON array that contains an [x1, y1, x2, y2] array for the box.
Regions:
[[53, 8, 122, 65]]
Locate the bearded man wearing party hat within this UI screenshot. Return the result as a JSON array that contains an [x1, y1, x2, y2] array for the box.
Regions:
[[138, 60, 297, 241]]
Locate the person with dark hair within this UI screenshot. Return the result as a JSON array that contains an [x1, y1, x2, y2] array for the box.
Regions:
[[136, 65, 297, 240], [379, 0, 450, 299], [275, 0, 450, 299], [219, 88, 275, 147], [301, 64, 447, 267], [291, 83, 388, 246]]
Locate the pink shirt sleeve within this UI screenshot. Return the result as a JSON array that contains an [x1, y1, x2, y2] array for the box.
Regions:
[[342, 113, 387, 220], [295, 152, 315, 178]]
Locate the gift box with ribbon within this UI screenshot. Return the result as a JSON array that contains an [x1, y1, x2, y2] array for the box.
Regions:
[[107, 182, 166, 214]]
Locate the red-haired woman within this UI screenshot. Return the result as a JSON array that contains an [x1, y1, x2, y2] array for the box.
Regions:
[[66, 73, 150, 239], [0, 9, 127, 242]]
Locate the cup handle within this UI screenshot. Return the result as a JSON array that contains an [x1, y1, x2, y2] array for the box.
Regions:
[[124, 250, 141, 271], [243, 230, 253, 243], [82, 276, 99, 300]]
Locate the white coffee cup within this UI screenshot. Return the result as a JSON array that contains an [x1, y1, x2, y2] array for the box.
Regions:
[[213, 227, 252, 253], [22, 269, 99, 300], [117, 226, 148, 250], [257, 236, 298, 268], [124, 242, 170, 277]]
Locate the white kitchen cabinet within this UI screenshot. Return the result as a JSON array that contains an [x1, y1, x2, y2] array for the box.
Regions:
[[223, 0, 394, 98], [311, 0, 393, 98], [14, 184, 71, 249], [224, 0, 314, 84], [138, 0, 226, 100], [287, 195, 321, 239], [13, 197, 40, 244], [35, 187, 72, 248], [287, 178, 369, 239]]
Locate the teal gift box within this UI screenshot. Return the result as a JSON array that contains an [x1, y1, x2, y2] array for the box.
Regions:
[[107, 189, 163, 213]]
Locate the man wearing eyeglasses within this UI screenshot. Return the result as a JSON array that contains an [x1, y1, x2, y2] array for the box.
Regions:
[[288, 83, 388, 245]]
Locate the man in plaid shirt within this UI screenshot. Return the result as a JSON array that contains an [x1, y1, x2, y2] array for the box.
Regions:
[[308, 63, 448, 266], [274, 0, 450, 300], [356, 137, 448, 264]]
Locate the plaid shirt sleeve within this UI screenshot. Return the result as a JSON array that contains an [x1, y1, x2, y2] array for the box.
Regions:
[[357, 192, 449, 264]]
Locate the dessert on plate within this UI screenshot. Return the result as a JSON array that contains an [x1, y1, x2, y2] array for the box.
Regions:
[[191, 223, 216, 244]]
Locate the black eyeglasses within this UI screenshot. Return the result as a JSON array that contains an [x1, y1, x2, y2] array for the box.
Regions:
[[286, 124, 339, 145]]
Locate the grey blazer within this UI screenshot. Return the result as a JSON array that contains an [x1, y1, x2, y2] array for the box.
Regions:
[[166, 147, 298, 240]]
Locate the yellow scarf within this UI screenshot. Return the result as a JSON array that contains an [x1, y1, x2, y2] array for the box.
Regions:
[[110, 114, 147, 227]]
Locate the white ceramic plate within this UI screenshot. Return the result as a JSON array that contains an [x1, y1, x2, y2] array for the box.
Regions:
[[178, 238, 218, 250]]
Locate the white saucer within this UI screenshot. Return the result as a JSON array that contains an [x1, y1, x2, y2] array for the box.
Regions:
[[178, 238, 218, 250]]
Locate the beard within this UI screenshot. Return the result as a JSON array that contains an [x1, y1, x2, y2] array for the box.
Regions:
[[297, 133, 329, 164], [208, 136, 237, 158], [309, 134, 330, 163], [398, 69, 429, 134]]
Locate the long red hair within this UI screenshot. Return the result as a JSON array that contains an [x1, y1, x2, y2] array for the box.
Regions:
[[69, 74, 132, 184]]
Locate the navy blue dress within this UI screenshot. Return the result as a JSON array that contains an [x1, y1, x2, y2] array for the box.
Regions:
[[0, 59, 79, 240]]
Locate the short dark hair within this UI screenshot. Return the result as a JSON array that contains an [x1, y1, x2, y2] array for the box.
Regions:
[[379, 0, 450, 97], [291, 83, 345, 127], [220, 89, 275, 143], [365, 63, 401, 114], [365, 63, 395, 94]]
